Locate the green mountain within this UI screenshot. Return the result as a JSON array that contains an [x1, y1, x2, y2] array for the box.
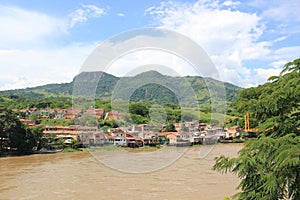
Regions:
[[0, 71, 241, 109]]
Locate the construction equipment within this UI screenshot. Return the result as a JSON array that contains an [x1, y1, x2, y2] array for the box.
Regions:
[[244, 113, 258, 133]]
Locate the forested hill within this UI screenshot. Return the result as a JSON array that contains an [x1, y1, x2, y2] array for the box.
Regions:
[[0, 71, 240, 107]]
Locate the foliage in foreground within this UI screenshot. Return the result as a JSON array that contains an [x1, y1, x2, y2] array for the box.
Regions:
[[213, 58, 300, 199], [232, 59, 300, 137], [214, 135, 300, 199]]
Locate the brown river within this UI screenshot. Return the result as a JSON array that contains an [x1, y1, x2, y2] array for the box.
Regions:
[[0, 144, 242, 200]]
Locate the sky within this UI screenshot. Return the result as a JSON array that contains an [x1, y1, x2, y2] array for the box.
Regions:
[[0, 0, 299, 90]]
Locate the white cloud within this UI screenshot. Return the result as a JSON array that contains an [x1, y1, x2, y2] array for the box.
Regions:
[[145, 0, 273, 87], [0, 5, 107, 90], [0, 5, 67, 48], [117, 13, 125, 17], [0, 77, 34, 91], [0, 4, 107, 49], [272, 46, 300, 60], [222, 0, 240, 7], [261, 0, 300, 22], [0, 43, 97, 90], [69, 4, 106, 28], [252, 67, 281, 86], [107, 50, 196, 77], [80, 30, 219, 80]]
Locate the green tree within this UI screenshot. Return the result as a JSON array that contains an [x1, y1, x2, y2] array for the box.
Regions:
[[130, 114, 149, 124], [231, 58, 300, 137], [213, 58, 300, 199], [214, 135, 300, 199], [164, 123, 176, 132], [0, 107, 39, 152], [31, 126, 44, 150], [129, 102, 149, 117], [98, 119, 118, 130]]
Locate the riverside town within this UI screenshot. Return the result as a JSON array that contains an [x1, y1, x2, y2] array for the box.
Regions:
[[9, 106, 243, 151]]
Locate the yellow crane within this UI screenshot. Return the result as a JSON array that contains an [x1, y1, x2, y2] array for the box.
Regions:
[[244, 113, 258, 133], [244, 113, 276, 134]]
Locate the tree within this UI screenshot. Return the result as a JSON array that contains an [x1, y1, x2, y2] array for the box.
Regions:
[[164, 123, 176, 132], [0, 107, 40, 152], [213, 58, 300, 199], [129, 102, 149, 117], [31, 126, 44, 150], [130, 114, 149, 124], [98, 119, 118, 130], [231, 58, 300, 137], [9, 124, 36, 152], [213, 134, 300, 199]]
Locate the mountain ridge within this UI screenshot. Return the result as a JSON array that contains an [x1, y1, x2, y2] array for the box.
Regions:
[[0, 71, 241, 106]]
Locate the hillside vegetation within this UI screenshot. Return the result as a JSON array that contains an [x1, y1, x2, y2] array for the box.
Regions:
[[0, 71, 240, 111]]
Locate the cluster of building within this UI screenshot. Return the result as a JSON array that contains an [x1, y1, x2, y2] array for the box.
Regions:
[[40, 122, 243, 148], [16, 108, 243, 148]]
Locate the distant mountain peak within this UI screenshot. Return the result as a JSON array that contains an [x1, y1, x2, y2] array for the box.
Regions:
[[73, 71, 116, 80], [134, 70, 164, 78]]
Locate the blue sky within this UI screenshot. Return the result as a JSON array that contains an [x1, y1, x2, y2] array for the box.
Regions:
[[0, 0, 299, 90]]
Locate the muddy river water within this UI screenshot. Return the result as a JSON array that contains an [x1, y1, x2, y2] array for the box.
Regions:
[[0, 144, 242, 200]]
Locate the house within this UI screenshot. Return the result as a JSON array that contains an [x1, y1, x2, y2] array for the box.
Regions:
[[162, 132, 178, 145], [40, 109, 49, 118], [179, 132, 201, 144], [199, 123, 209, 131], [76, 126, 100, 146], [113, 136, 126, 146], [105, 111, 121, 120], [111, 129, 127, 146], [104, 135, 114, 145], [126, 133, 143, 148], [85, 108, 105, 119], [184, 120, 200, 132], [164, 132, 190, 146], [40, 109, 55, 119], [18, 109, 30, 117], [77, 130, 106, 146], [190, 132, 202, 144], [143, 133, 158, 146], [43, 125, 80, 145], [176, 132, 191, 146], [167, 133, 178, 145], [43, 125, 79, 140], [64, 108, 83, 119], [226, 126, 242, 138], [46, 126, 101, 147], [54, 108, 65, 119], [200, 131, 208, 137], [174, 122, 198, 132]]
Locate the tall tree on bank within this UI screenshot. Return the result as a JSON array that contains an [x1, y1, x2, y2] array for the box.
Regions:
[[213, 58, 300, 200], [0, 107, 41, 153]]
